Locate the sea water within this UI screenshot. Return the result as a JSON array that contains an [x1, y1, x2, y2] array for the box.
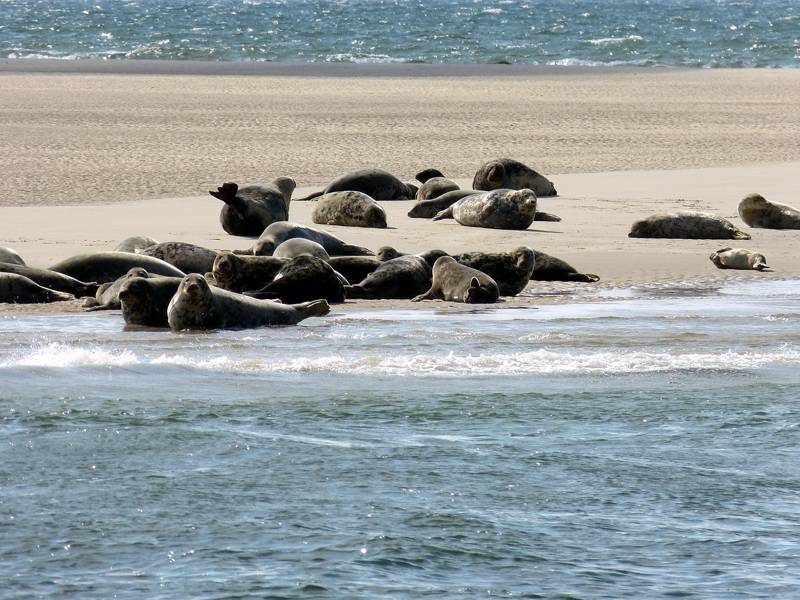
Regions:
[[2, 279, 800, 597], [2, 0, 800, 68]]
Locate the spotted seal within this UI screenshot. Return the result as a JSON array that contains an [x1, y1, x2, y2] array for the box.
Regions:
[[139, 242, 217, 275], [212, 252, 289, 293], [83, 267, 149, 311], [473, 158, 557, 197], [252, 222, 373, 257], [433, 189, 538, 230], [451, 247, 534, 296], [0, 263, 98, 297], [737, 194, 800, 229], [709, 247, 769, 271], [209, 178, 295, 237], [530, 250, 599, 282], [0, 247, 25, 266], [114, 236, 159, 253], [326, 256, 381, 284], [244, 255, 346, 304], [0, 273, 74, 303], [118, 275, 182, 328], [296, 168, 415, 201], [50, 251, 186, 284], [273, 238, 331, 260], [311, 191, 387, 228], [629, 212, 751, 240], [167, 274, 330, 330], [412, 256, 499, 303]]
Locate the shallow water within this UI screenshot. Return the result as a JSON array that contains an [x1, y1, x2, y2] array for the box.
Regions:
[[2, 279, 800, 597]]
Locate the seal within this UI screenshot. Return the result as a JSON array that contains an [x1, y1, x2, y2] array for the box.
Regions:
[[83, 267, 149, 311], [50, 251, 186, 284], [326, 256, 381, 284], [629, 212, 751, 240], [0, 263, 98, 297], [415, 173, 460, 202], [244, 255, 346, 304], [345, 255, 434, 300], [530, 250, 599, 282], [415, 168, 445, 182], [737, 194, 800, 229], [311, 191, 388, 228], [408, 189, 477, 219], [209, 178, 295, 237], [375, 247, 450, 266], [473, 158, 557, 197], [138, 242, 217, 275], [709, 247, 769, 271], [118, 275, 182, 328], [433, 189, 538, 230], [252, 222, 373, 257], [0, 247, 25, 266], [273, 238, 331, 260], [413, 256, 500, 303], [296, 168, 416, 201], [0, 273, 74, 304], [114, 236, 159, 253], [212, 252, 289, 293], [167, 274, 330, 330], [451, 247, 535, 296]]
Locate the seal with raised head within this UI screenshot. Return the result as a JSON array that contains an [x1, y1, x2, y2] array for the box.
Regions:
[[738, 194, 800, 229], [139, 242, 217, 275], [0, 247, 25, 266], [212, 252, 288, 293], [252, 222, 373, 257], [433, 189, 538, 230], [709, 247, 769, 271], [0, 263, 98, 297], [629, 212, 751, 240], [413, 256, 500, 303], [167, 274, 330, 330], [311, 191, 388, 228], [296, 168, 415, 201], [451, 247, 534, 297], [209, 178, 295, 237], [114, 236, 159, 253], [0, 273, 74, 303], [273, 238, 331, 260], [244, 255, 346, 304], [82, 267, 149, 311], [50, 251, 186, 284], [530, 250, 599, 282], [473, 158, 557, 197], [326, 256, 381, 284], [118, 275, 182, 328], [345, 254, 434, 300]]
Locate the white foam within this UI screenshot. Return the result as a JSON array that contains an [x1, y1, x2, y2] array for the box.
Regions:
[[587, 35, 644, 46], [3, 343, 137, 368]]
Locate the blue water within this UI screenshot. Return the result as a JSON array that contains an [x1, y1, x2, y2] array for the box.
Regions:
[[2, 0, 799, 67], [2, 279, 800, 597]]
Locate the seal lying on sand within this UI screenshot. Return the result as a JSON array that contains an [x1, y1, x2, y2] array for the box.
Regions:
[[83, 267, 149, 311], [212, 252, 288, 293], [167, 274, 330, 330], [629, 212, 751, 240], [414, 169, 460, 202], [118, 275, 182, 328], [312, 191, 388, 228], [0, 263, 98, 297], [0, 247, 25, 266], [252, 222, 373, 257], [274, 238, 331, 260], [433, 189, 538, 230], [345, 254, 437, 300], [709, 247, 769, 271], [114, 236, 159, 253], [296, 168, 415, 201], [326, 256, 381, 284], [452, 247, 535, 296], [410, 189, 560, 221], [413, 256, 499, 304], [530, 250, 599, 282], [473, 158, 557, 197], [244, 256, 346, 304], [50, 251, 186, 283], [0, 273, 74, 303], [139, 242, 217, 275], [209, 178, 295, 237], [738, 194, 800, 229]]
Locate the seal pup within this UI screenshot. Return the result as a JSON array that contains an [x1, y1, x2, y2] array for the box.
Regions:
[[244, 255, 346, 304], [0, 273, 74, 303], [50, 251, 186, 283], [451, 247, 534, 297], [326, 256, 381, 284], [0, 263, 98, 297], [273, 238, 331, 260], [629, 212, 750, 240], [212, 252, 288, 293], [311, 191, 388, 228], [167, 274, 330, 331], [473, 158, 557, 197], [252, 222, 373, 257], [114, 236, 159, 253], [413, 256, 499, 304], [118, 275, 182, 328], [209, 178, 295, 237], [296, 168, 415, 201], [530, 250, 599, 282], [345, 255, 434, 300], [82, 267, 149, 311], [138, 242, 217, 275], [0, 247, 25, 266], [433, 189, 538, 230], [738, 194, 800, 229], [709, 248, 769, 271]]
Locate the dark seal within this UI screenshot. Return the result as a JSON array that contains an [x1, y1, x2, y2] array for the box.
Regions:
[[296, 168, 415, 201], [452, 247, 535, 296], [252, 222, 373, 257], [244, 255, 346, 304], [50, 251, 186, 284], [212, 252, 289, 293], [0, 273, 74, 303], [118, 275, 182, 328], [209, 178, 295, 237]]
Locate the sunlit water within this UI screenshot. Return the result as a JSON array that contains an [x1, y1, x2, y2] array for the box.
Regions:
[[2, 279, 800, 597]]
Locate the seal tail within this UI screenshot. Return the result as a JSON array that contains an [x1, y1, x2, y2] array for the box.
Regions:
[[432, 207, 454, 221], [294, 190, 325, 202], [294, 299, 330, 319], [209, 182, 242, 206], [335, 244, 375, 257]]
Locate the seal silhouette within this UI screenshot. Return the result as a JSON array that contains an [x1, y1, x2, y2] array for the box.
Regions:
[[244, 255, 346, 304], [737, 194, 800, 229], [629, 212, 750, 240], [452, 247, 534, 296], [413, 256, 499, 304], [212, 252, 288, 293], [118, 275, 182, 328], [433, 189, 538, 230], [473, 158, 557, 197], [709, 247, 769, 271], [312, 191, 387, 228], [0, 273, 74, 303], [296, 168, 415, 201], [252, 222, 373, 257], [209, 178, 295, 237]]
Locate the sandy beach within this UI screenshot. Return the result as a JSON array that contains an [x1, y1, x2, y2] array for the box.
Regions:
[[1, 60, 799, 312]]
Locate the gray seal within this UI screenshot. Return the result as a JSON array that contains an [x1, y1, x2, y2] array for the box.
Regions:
[[0, 273, 74, 304], [709, 247, 769, 271], [83, 267, 149, 311], [451, 247, 535, 296], [408, 189, 478, 219], [0, 247, 25, 266], [252, 222, 373, 257], [167, 274, 330, 330], [273, 238, 331, 260], [0, 263, 98, 297], [212, 252, 289, 293], [326, 256, 381, 284], [433, 189, 538, 230], [311, 191, 388, 228], [118, 275, 182, 328], [345, 255, 434, 300], [629, 212, 751, 240], [296, 168, 416, 201], [413, 256, 499, 304], [738, 194, 800, 229], [209, 178, 295, 237], [114, 236, 159, 253], [415, 177, 459, 202], [139, 242, 217, 275], [244, 255, 346, 304], [530, 250, 599, 282], [49, 251, 186, 284], [473, 158, 557, 197]]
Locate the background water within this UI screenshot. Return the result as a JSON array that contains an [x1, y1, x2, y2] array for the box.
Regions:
[[1, 0, 799, 67], [2, 279, 800, 597]]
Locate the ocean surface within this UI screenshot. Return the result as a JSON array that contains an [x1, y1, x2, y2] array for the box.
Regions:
[[2, 279, 800, 597], [1, 0, 799, 67]]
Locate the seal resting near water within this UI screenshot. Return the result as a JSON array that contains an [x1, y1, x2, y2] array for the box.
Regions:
[[629, 212, 751, 240], [0, 247, 25, 266], [413, 256, 499, 304], [167, 274, 330, 330], [0, 263, 98, 297], [114, 236, 159, 253], [433, 189, 538, 230], [737, 194, 800, 229], [709, 247, 769, 271], [0, 273, 74, 303], [50, 251, 186, 283], [451, 247, 535, 297], [244, 255, 346, 304], [473, 158, 557, 197], [252, 222, 373, 257], [212, 252, 288, 293], [296, 168, 415, 201], [273, 238, 331, 260], [345, 255, 433, 300], [311, 191, 388, 228], [209, 178, 295, 237], [138, 242, 217, 275], [530, 250, 599, 282], [118, 275, 182, 328], [83, 267, 149, 311]]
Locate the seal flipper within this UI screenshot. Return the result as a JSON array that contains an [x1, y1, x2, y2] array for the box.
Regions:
[[209, 182, 244, 207], [344, 284, 374, 299], [293, 299, 330, 319], [432, 206, 454, 221], [567, 273, 600, 283], [294, 190, 325, 202], [412, 288, 438, 302], [534, 211, 561, 222]]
